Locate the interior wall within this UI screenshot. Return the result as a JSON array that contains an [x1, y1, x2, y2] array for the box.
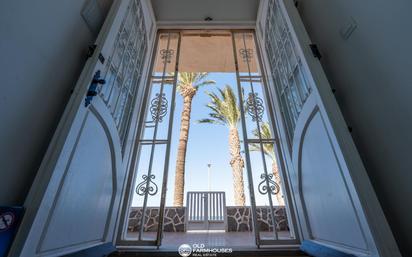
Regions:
[[0, 0, 111, 205], [151, 0, 258, 23], [296, 0, 412, 255]]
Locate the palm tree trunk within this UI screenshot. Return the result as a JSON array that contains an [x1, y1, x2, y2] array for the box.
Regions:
[[173, 95, 194, 206], [272, 160, 285, 206], [229, 127, 246, 206]]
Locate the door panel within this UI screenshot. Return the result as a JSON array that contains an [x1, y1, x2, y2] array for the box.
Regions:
[[291, 86, 376, 256], [40, 107, 116, 252], [256, 0, 401, 256], [9, 1, 150, 256], [299, 107, 368, 250]]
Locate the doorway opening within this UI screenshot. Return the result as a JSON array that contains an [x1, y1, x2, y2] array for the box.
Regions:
[[121, 30, 298, 249]]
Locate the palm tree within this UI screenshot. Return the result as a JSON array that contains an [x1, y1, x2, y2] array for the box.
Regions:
[[173, 72, 215, 207], [198, 85, 246, 206], [250, 123, 285, 205]]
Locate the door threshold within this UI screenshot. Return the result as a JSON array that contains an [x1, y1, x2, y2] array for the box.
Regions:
[[113, 245, 306, 256]]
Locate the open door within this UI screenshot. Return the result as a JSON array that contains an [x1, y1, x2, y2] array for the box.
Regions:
[[8, 0, 154, 256], [256, 0, 401, 256]]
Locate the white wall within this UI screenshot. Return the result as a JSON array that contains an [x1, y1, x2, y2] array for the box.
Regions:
[[0, 0, 111, 205], [296, 0, 412, 255], [151, 0, 258, 23]]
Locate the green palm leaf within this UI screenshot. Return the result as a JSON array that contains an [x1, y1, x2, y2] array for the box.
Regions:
[[250, 122, 276, 160], [176, 72, 215, 93], [197, 85, 241, 128]]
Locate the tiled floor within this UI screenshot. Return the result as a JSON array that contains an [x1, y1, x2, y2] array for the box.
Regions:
[[127, 231, 293, 249], [163, 231, 257, 248]]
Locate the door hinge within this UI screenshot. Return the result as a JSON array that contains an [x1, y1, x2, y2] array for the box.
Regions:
[[309, 44, 322, 59], [86, 44, 97, 59], [86, 44, 105, 64], [98, 53, 105, 64], [294, 0, 299, 8]]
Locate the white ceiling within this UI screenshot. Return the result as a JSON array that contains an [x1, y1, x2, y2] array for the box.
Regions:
[[151, 0, 259, 24]]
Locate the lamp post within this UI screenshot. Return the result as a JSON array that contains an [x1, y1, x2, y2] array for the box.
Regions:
[[207, 163, 211, 191]]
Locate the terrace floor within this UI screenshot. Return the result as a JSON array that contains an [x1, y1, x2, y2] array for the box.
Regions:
[[127, 231, 294, 249]]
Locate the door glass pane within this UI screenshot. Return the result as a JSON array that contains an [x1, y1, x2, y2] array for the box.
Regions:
[[265, 0, 311, 144], [98, 0, 147, 151]]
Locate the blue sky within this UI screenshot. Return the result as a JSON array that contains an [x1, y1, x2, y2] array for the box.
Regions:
[[131, 72, 282, 207]]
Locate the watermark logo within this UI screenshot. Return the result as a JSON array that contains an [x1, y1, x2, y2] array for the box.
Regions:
[[178, 244, 192, 257], [178, 243, 232, 257]]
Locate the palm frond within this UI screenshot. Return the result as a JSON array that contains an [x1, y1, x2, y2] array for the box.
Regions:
[[197, 118, 224, 125], [197, 85, 241, 128], [176, 72, 215, 94], [195, 80, 216, 89], [250, 122, 276, 159]]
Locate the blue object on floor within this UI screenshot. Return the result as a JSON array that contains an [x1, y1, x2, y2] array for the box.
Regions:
[[0, 206, 24, 257], [300, 240, 357, 257]]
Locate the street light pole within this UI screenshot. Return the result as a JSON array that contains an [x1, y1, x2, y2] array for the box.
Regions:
[[207, 163, 211, 191]]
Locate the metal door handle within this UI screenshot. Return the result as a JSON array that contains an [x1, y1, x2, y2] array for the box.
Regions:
[[85, 70, 105, 107]]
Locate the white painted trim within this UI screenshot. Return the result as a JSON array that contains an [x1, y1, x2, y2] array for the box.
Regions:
[[140, 0, 157, 41], [156, 20, 256, 29]]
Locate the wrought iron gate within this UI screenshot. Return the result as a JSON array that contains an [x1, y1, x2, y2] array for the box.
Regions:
[[231, 31, 298, 245], [123, 29, 298, 247], [186, 192, 227, 231], [124, 31, 181, 246]]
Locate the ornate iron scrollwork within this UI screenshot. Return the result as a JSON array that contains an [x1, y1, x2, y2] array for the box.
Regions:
[[239, 48, 253, 63], [135, 174, 158, 196], [150, 93, 168, 122], [258, 173, 280, 195], [160, 49, 174, 64], [246, 93, 264, 121]]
